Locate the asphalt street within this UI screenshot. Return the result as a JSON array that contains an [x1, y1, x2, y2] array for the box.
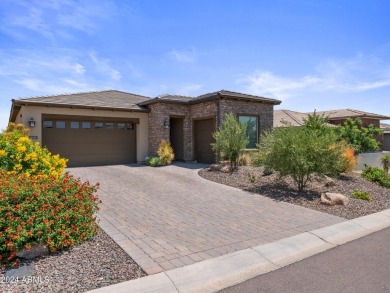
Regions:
[[221, 227, 390, 293]]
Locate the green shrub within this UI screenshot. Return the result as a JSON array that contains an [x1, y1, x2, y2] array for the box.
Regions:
[[250, 151, 263, 167], [0, 123, 67, 178], [0, 171, 100, 268], [381, 153, 390, 173], [262, 166, 274, 176], [361, 166, 390, 188], [258, 114, 342, 191], [248, 173, 256, 183], [148, 156, 164, 167], [157, 140, 174, 165], [335, 118, 382, 153], [352, 190, 372, 201], [212, 113, 249, 171]]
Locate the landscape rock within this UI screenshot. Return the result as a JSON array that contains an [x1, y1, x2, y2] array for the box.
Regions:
[[16, 244, 49, 260], [221, 165, 231, 173], [324, 176, 336, 187], [321, 193, 349, 206], [208, 164, 223, 172]]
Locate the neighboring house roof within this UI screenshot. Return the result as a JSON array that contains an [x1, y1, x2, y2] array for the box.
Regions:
[[273, 110, 308, 127], [138, 94, 194, 105], [381, 123, 390, 133], [315, 109, 390, 120], [138, 89, 282, 106], [274, 109, 390, 127], [10, 90, 151, 121]]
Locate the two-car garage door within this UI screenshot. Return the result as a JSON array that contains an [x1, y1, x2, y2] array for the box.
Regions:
[[42, 116, 136, 167]]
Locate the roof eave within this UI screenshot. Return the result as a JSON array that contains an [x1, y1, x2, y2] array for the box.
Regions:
[[327, 115, 390, 120]]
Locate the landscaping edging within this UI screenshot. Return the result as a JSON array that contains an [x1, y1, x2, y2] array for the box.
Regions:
[[86, 209, 390, 293]]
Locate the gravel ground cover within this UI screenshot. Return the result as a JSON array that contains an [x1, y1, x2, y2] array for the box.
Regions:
[[199, 166, 390, 220], [1, 229, 146, 293]]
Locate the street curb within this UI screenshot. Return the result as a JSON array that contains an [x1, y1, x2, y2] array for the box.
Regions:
[[87, 209, 390, 293]]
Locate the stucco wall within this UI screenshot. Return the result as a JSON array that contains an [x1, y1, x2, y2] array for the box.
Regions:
[[16, 105, 149, 162]]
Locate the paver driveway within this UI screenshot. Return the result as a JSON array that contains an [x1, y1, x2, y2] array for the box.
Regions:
[[69, 163, 344, 275]]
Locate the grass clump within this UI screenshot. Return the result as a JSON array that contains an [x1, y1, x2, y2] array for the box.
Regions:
[[352, 190, 372, 201]]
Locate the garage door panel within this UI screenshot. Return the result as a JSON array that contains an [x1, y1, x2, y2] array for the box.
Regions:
[[42, 118, 136, 167], [194, 118, 215, 164]]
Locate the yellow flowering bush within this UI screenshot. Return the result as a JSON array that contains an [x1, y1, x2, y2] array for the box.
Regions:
[[0, 123, 67, 177]]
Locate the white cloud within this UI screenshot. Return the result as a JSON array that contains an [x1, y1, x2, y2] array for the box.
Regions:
[[1, 0, 115, 39], [177, 84, 202, 96], [238, 54, 390, 101], [168, 49, 196, 63], [89, 52, 121, 80]]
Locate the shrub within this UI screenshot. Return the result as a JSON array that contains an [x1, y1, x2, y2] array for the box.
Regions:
[[258, 117, 342, 191], [262, 166, 274, 176], [338, 143, 357, 173], [212, 113, 249, 171], [0, 123, 67, 178], [157, 140, 174, 165], [148, 156, 164, 167], [352, 190, 372, 201], [381, 153, 390, 173], [250, 151, 263, 167], [361, 166, 390, 188], [335, 118, 382, 153], [248, 173, 256, 183], [0, 171, 100, 268], [238, 153, 251, 166]]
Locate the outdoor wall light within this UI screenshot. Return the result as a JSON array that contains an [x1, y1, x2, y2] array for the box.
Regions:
[[163, 118, 170, 129], [29, 118, 36, 128]]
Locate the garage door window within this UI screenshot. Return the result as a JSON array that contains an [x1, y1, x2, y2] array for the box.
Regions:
[[56, 121, 66, 129], [82, 122, 91, 129], [70, 122, 79, 129], [105, 122, 114, 129], [238, 116, 258, 149], [127, 124, 134, 130], [95, 122, 104, 129], [118, 123, 125, 129], [43, 120, 53, 128]]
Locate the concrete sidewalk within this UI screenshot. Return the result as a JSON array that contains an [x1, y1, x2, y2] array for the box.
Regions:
[[88, 209, 390, 293]]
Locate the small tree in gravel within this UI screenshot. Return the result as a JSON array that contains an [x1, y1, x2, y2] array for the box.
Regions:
[[258, 115, 342, 191], [212, 113, 249, 171]]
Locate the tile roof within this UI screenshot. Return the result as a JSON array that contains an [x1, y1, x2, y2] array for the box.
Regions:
[[13, 90, 150, 111], [138, 94, 194, 105], [273, 110, 307, 127], [315, 109, 390, 120], [274, 109, 390, 127]]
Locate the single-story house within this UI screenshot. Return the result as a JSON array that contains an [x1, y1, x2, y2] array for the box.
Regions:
[[9, 90, 281, 167], [274, 109, 390, 150]]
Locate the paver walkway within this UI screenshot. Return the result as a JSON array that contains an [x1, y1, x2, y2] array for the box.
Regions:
[[69, 163, 344, 275]]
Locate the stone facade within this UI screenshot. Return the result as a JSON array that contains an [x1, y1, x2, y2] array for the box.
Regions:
[[148, 98, 275, 161]]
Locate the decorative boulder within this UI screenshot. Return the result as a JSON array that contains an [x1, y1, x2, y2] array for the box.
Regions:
[[16, 244, 49, 260], [221, 165, 231, 173], [209, 164, 223, 172], [324, 176, 336, 187], [321, 193, 349, 206]]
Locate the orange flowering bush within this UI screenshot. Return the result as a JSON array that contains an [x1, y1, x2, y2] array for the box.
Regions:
[[0, 171, 100, 268], [0, 123, 67, 178], [338, 142, 357, 173]]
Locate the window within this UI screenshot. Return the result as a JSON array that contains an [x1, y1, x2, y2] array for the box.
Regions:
[[70, 121, 79, 129], [42, 120, 53, 128], [82, 122, 91, 129], [94, 122, 104, 129], [118, 123, 125, 129], [56, 121, 66, 129], [105, 122, 114, 129], [127, 123, 134, 130], [238, 116, 258, 149]]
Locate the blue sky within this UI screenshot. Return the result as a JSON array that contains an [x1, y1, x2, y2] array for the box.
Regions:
[[1, 0, 390, 129]]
